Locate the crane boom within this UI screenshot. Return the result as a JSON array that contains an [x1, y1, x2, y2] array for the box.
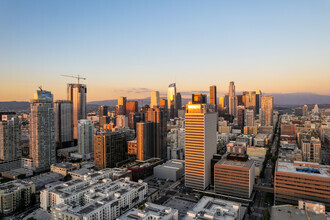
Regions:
[[61, 74, 86, 84]]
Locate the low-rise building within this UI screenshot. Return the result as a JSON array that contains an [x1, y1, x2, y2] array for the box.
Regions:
[[214, 154, 255, 199], [246, 146, 267, 158], [118, 202, 178, 220], [50, 162, 81, 176], [153, 160, 184, 181], [50, 178, 147, 220], [0, 180, 35, 215], [1, 168, 33, 179], [183, 196, 243, 220]]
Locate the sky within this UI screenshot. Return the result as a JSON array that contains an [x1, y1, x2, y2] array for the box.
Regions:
[[0, 0, 330, 102]]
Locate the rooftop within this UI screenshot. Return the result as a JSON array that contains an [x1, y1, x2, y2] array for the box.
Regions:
[[216, 154, 254, 169], [276, 161, 330, 178], [183, 196, 242, 220], [271, 205, 329, 220]]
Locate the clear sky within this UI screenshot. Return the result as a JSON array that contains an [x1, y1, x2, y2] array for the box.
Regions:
[[1, 0, 330, 101]]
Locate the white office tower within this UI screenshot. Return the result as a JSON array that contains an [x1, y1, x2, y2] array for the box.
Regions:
[[185, 104, 217, 190], [29, 99, 56, 171], [116, 115, 128, 128], [54, 100, 73, 149], [228, 81, 236, 116], [77, 119, 94, 155], [67, 84, 87, 140], [245, 109, 255, 126], [150, 91, 160, 108], [0, 116, 21, 161]]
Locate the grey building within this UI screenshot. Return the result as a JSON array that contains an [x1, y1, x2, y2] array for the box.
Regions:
[[153, 160, 184, 181], [54, 100, 73, 149], [0, 116, 21, 161]]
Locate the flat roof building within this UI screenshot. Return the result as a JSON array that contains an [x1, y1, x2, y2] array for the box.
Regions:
[[153, 159, 184, 181], [275, 161, 330, 210], [183, 196, 243, 220], [214, 154, 255, 199]]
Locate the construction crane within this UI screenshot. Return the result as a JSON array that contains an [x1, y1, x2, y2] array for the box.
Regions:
[[60, 74, 86, 84]]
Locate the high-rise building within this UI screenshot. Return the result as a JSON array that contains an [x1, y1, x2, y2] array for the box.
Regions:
[[77, 119, 94, 155], [245, 109, 255, 126], [302, 137, 321, 163], [255, 90, 262, 114], [147, 107, 167, 160], [260, 95, 274, 126], [94, 131, 127, 169], [67, 84, 87, 141], [228, 81, 235, 116], [160, 99, 168, 109], [167, 83, 177, 119], [236, 94, 244, 107], [126, 101, 138, 116], [54, 100, 73, 149], [0, 116, 21, 161], [243, 91, 257, 112], [192, 94, 207, 104], [302, 105, 309, 117], [29, 98, 56, 171], [150, 91, 160, 108], [116, 115, 128, 128], [236, 105, 245, 127], [115, 97, 127, 116], [176, 92, 182, 111], [128, 112, 143, 131], [98, 105, 108, 117], [136, 122, 157, 160], [209, 85, 217, 110], [34, 90, 54, 102], [185, 104, 217, 190]]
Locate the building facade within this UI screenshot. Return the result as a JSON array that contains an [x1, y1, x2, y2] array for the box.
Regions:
[[77, 119, 94, 155], [54, 100, 73, 149], [0, 116, 21, 161]]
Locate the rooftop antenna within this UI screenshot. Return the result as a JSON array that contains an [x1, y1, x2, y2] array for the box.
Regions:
[[60, 74, 86, 84], [38, 86, 43, 98]]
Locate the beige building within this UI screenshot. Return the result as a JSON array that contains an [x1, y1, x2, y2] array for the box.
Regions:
[[0, 181, 35, 215], [260, 95, 274, 126], [247, 146, 267, 158], [302, 137, 321, 163], [50, 162, 80, 176], [185, 104, 217, 190]]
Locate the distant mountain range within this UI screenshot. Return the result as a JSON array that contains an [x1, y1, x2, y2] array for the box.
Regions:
[[1, 93, 330, 111]]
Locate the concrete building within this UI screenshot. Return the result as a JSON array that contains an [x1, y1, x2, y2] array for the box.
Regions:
[[246, 146, 267, 158], [214, 154, 255, 199], [1, 168, 33, 179], [153, 160, 184, 181], [244, 109, 254, 127], [77, 119, 94, 156], [271, 201, 329, 220], [116, 115, 128, 128], [0, 180, 35, 215], [50, 162, 80, 176], [185, 104, 217, 190], [260, 95, 274, 126], [128, 139, 138, 156], [274, 161, 330, 210], [50, 178, 147, 220], [0, 116, 21, 161], [118, 202, 179, 220], [29, 98, 56, 171], [94, 130, 127, 170], [302, 137, 321, 163], [151, 91, 160, 108], [54, 100, 73, 149], [183, 196, 243, 220], [67, 84, 87, 141]]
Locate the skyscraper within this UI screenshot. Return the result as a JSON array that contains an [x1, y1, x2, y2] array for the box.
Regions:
[[236, 105, 245, 127], [218, 97, 225, 112], [167, 83, 176, 119], [260, 95, 274, 126], [209, 85, 217, 107], [302, 105, 309, 117], [54, 100, 73, 149], [98, 105, 108, 117], [136, 121, 157, 160], [67, 84, 87, 141], [192, 94, 207, 104], [160, 99, 168, 109], [29, 98, 55, 171], [255, 90, 262, 114], [116, 97, 127, 116], [126, 101, 138, 116], [77, 119, 94, 155], [150, 91, 160, 108], [147, 107, 167, 160], [0, 116, 21, 161], [94, 130, 127, 170], [243, 91, 257, 112], [245, 109, 255, 126], [185, 103, 217, 190], [228, 81, 235, 116], [176, 92, 182, 111]]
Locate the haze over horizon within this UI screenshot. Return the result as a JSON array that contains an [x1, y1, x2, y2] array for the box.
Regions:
[[1, 0, 330, 101]]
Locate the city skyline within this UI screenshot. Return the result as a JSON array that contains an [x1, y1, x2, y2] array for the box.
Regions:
[[1, 0, 330, 101]]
